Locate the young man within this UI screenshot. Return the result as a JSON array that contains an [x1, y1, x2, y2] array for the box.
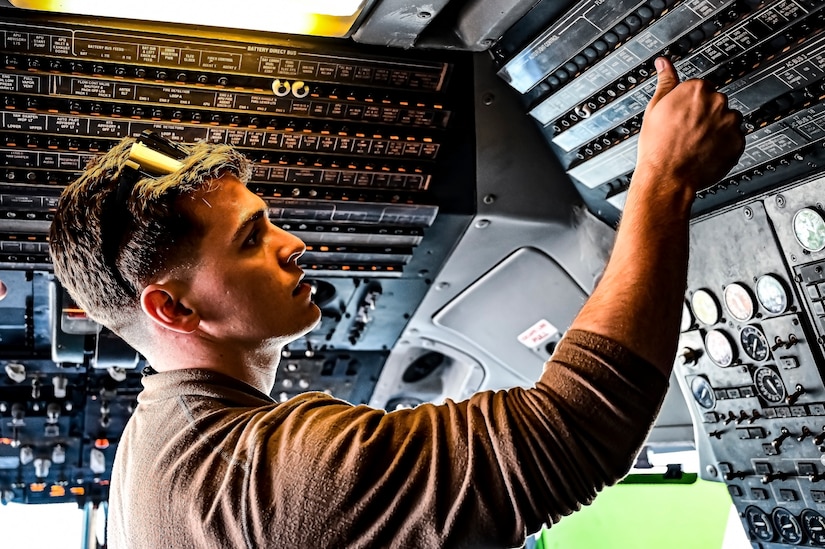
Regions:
[[50, 58, 744, 547]]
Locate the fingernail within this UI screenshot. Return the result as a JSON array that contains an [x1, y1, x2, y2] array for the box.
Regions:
[[655, 58, 666, 72]]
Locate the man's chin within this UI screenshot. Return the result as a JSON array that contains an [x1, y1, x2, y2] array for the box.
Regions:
[[282, 305, 323, 343], [305, 305, 323, 333]]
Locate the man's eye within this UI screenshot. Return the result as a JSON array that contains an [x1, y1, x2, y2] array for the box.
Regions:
[[244, 230, 260, 247]]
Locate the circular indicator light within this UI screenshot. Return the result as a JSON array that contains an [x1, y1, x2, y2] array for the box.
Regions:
[[705, 329, 734, 367], [724, 282, 754, 322], [793, 207, 825, 252], [756, 274, 788, 315], [692, 289, 720, 326]]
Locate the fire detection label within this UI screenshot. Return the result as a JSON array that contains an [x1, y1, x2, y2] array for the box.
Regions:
[[517, 319, 559, 349]]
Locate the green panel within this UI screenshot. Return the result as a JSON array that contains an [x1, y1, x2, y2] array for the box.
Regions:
[[538, 479, 733, 549]]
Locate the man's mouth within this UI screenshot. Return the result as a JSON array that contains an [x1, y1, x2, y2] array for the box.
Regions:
[[293, 275, 309, 296]]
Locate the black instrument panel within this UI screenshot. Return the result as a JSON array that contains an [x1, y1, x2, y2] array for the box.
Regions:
[[492, 1, 825, 546]]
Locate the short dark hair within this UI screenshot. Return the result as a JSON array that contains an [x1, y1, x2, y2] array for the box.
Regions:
[[49, 137, 251, 338]]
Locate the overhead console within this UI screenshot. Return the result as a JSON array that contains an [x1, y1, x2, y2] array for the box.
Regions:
[[494, 0, 825, 224]]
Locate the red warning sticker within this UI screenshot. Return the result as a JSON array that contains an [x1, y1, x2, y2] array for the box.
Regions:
[[517, 319, 558, 348]]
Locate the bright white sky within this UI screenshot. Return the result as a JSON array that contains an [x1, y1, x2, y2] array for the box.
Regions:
[[0, 503, 85, 548]]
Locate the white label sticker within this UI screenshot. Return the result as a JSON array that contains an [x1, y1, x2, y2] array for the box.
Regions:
[[517, 319, 559, 349]]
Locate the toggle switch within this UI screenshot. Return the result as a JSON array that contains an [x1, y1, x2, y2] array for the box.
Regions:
[[724, 470, 748, 481], [52, 376, 67, 399], [33, 458, 51, 479], [786, 384, 806, 405], [772, 426, 792, 450], [772, 334, 800, 351], [761, 471, 788, 484], [680, 347, 700, 365], [19, 446, 34, 466], [52, 445, 65, 465]]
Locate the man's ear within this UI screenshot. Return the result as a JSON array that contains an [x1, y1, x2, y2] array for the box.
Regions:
[[140, 283, 200, 334]]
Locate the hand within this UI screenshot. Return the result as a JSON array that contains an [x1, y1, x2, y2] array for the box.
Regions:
[[635, 57, 745, 195]]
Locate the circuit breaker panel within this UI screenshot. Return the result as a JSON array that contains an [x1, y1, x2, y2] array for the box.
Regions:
[[493, 0, 825, 225]]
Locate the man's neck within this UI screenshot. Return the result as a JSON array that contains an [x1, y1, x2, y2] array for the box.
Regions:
[[142, 331, 282, 394]]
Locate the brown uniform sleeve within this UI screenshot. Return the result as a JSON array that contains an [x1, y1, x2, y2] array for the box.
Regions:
[[239, 329, 668, 548]]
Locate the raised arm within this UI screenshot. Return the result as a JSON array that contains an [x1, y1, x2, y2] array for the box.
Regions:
[[570, 57, 745, 375]]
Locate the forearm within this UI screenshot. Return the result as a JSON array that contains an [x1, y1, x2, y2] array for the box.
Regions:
[[569, 57, 744, 375], [570, 168, 693, 375]]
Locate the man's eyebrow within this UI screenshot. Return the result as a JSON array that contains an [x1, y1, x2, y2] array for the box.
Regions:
[[231, 208, 267, 243]]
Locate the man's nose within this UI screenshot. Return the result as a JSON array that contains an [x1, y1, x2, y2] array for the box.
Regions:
[[274, 225, 306, 265]]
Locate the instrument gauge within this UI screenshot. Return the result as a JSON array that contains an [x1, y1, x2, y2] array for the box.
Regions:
[[724, 282, 754, 322], [740, 325, 770, 362], [705, 329, 735, 367], [746, 506, 774, 542], [802, 509, 825, 546], [692, 289, 720, 325], [690, 376, 715, 409], [680, 300, 693, 332], [793, 207, 825, 252], [756, 274, 789, 314], [753, 366, 786, 404], [772, 507, 803, 545]]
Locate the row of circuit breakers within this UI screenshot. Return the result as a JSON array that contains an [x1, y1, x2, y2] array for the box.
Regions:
[[0, 18, 458, 274], [495, 0, 825, 224], [0, 10, 470, 507], [490, 0, 825, 546]]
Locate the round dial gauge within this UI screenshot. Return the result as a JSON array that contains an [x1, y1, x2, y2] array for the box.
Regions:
[[692, 289, 720, 325], [801, 509, 825, 546], [680, 300, 693, 332], [740, 325, 770, 362], [746, 506, 775, 542], [772, 507, 803, 545], [705, 330, 735, 367], [753, 366, 786, 404], [793, 207, 825, 252], [756, 274, 789, 314], [690, 376, 715, 409], [724, 282, 755, 322]]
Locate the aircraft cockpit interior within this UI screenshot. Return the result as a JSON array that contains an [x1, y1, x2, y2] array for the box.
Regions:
[[1, 0, 825, 546]]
